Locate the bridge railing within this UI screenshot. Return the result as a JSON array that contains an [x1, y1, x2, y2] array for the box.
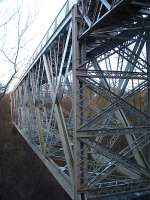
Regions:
[[15, 0, 77, 90]]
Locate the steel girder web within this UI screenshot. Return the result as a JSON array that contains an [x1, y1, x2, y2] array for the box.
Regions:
[[72, 1, 150, 199]]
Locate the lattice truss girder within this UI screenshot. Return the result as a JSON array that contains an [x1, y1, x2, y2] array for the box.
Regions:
[[11, 0, 150, 200], [12, 21, 74, 197]]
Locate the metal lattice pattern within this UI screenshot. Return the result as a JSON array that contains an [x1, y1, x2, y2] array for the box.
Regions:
[[11, 0, 150, 199]]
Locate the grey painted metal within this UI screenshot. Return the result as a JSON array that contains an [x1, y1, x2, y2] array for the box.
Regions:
[[11, 0, 150, 199]]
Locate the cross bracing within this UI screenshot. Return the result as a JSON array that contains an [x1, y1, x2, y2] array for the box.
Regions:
[[11, 0, 150, 199]]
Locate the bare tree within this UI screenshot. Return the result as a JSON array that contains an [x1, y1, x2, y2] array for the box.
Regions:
[[0, 1, 36, 101]]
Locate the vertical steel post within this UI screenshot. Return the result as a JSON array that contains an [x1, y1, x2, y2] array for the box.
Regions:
[[146, 33, 150, 115], [72, 5, 80, 200], [72, 4, 87, 199]]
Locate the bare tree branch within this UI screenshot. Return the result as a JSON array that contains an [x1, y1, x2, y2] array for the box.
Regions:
[[0, 72, 16, 101], [0, 11, 17, 28], [0, 49, 15, 65], [0, 1, 36, 101]]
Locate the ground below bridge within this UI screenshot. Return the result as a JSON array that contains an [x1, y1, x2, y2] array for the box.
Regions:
[[0, 96, 71, 200]]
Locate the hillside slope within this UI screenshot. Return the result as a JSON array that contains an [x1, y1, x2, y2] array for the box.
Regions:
[[0, 96, 70, 200]]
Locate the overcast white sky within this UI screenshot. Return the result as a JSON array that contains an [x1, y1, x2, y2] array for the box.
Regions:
[[0, 0, 66, 88]]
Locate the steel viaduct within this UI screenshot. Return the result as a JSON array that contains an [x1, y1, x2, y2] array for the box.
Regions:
[[11, 0, 150, 199]]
